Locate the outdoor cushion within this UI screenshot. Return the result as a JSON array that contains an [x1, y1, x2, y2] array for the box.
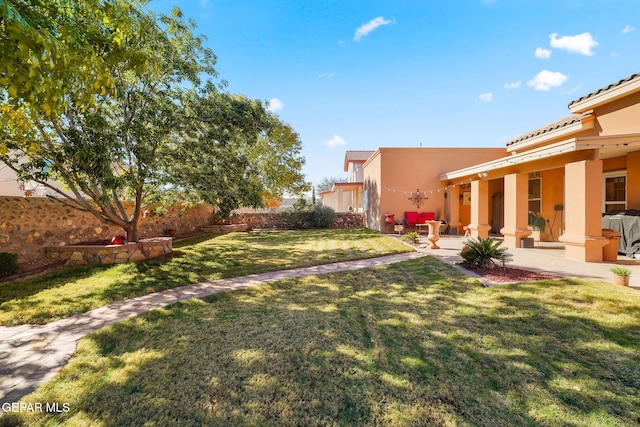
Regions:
[[417, 212, 435, 224], [404, 211, 419, 226]]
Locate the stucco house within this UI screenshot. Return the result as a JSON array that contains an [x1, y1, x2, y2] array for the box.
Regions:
[[441, 71, 640, 262], [362, 147, 507, 232], [326, 71, 640, 264]]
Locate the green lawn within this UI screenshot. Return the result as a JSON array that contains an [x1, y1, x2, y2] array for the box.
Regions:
[[3, 258, 639, 426], [0, 228, 412, 326]]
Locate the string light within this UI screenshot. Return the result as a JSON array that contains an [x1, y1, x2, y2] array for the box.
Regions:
[[380, 177, 474, 195]]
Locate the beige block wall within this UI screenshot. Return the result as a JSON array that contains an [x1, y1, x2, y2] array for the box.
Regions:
[[0, 197, 214, 266], [364, 147, 507, 232]]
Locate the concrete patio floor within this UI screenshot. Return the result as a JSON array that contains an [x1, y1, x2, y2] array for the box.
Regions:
[[415, 234, 640, 289]]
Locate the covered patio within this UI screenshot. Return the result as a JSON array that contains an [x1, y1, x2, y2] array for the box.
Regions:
[[440, 71, 640, 263]]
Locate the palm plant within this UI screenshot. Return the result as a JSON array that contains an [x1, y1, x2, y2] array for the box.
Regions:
[[460, 237, 508, 269]]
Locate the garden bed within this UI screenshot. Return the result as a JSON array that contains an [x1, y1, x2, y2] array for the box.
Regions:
[[44, 237, 173, 266], [465, 265, 557, 283]]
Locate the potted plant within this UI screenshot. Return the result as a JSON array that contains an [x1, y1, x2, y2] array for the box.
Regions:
[[611, 266, 632, 286], [528, 212, 546, 241]]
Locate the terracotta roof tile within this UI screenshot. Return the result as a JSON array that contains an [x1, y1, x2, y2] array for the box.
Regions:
[[568, 72, 640, 108], [506, 114, 587, 147]]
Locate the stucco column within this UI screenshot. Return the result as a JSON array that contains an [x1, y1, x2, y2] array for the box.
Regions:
[[336, 186, 343, 212], [447, 185, 461, 234], [500, 173, 531, 248], [469, 179, 491, 238], [559, 159, 607, 262]]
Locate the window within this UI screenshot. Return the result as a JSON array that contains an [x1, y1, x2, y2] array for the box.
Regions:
[[603, 171, 626, 213], [528, 177, 542, 214]]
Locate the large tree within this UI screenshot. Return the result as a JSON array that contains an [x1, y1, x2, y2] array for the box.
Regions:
[[1, 1, 307, 241], [165, 95, 309, 219], [1, 2, 214, 241]]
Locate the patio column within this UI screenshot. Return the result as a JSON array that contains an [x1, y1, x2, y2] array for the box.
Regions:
[[559, 159, 607, 262], [336, 186, 343, 212], [469, 179, 491, 238], [500, 173, 531, 248], [447, 185, 461, 234]]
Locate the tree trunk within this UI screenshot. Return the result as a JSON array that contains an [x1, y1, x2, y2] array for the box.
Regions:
[[126, 226, 139, 243]]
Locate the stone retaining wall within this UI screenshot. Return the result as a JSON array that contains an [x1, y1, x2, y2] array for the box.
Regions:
[[0, 196, 213, 266], [199, 223, 250, 234], [45, 237, 173, 266]]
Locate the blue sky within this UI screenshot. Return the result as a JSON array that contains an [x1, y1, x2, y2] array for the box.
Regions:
[[151, 0, 640, 188]]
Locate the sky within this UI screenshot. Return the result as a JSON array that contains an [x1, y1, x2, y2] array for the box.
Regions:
[[150, 0, 640, 189]]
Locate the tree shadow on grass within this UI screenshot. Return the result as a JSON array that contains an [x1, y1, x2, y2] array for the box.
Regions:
[[7, 257, 640, 426]]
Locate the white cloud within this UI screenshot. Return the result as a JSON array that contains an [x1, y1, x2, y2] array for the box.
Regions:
[[535, 47, 552, 59], [622, 25, 636, 34], [549, 32, 598, 56], [527, 70, 568, 91], [353, 17, 392, 41], [268, 98, 283, 112], [318, 73, 336, 79], [324, 134, 347, 149], [479, 92, 493, 102], [504, 80, 522, 90], [611, 52, 619, 58]]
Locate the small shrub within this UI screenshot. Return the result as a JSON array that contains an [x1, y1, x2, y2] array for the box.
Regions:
[[0, 252, 19, 277], [402, 232, 420, 244], [460, 237, 508, 269], [611, 266, 632, 276], [281, 203, 336, 229], [281, 209, 313, 229], [312, 205, 336, 228]]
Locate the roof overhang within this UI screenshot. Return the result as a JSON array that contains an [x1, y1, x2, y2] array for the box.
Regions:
[[441, 133, 640, 182], [569, 76, 640, 114], [507, 113, 594, 154], [440, 139, 580, 181], [331, 182, 363, 192]]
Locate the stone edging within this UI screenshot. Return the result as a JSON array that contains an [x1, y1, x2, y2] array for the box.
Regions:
[[44, 237, 173, 266]]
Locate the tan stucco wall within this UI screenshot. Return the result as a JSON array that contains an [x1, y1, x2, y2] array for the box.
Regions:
[[594, 91, 640, 135], [536, 168, 565, 241], [364, 147, 507, 232], [627, 150, 640, 209]]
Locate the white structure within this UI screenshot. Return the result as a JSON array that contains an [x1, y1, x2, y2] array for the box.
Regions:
[[319, 150, 374, 213]]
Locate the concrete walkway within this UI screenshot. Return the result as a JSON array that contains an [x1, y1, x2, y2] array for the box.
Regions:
[[0, 252, 425, 407]]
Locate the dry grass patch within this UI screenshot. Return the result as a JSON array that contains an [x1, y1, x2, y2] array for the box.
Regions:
[[3, 258, 639, 426]]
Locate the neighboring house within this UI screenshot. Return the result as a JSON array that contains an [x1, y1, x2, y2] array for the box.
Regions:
[[0, 160, 66, 197], [319, 150, 374, 213], [441, 71, 640, 262]]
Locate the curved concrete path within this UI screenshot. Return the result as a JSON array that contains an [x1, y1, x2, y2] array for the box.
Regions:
[[0, 252, 426, 407]]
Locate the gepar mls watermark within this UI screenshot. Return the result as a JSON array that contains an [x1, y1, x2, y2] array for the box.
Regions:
[[1, 402, 70, 413]]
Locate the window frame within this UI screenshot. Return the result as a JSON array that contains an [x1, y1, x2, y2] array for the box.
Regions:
[[602, 170, 627, 213], [528, 177, 542, 215]]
